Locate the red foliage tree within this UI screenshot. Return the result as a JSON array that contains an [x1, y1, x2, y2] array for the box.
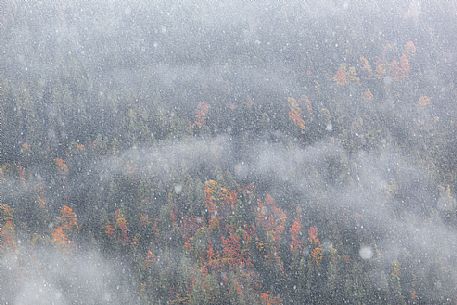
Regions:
[[290, 217, 302, 254]]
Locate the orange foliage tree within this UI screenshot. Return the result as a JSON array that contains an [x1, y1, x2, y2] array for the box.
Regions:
[[290, 217, 302, 254], [308, 226, 322, 265], [54, 158, 69, 174], [0, 203, 16, 250], [193, 102, 210, 128], [220, 229, 244, 267], [51, 226, 70, 245], [333, 64, 359, 86], [287, 97, 306, 130], [256, 194, 287, 245], [51, 205, 78, 246], [418, 95, 431, 108], [260, 292, 282, 305], [204, 179, 218, 216], [256, 194, 287, 272], [115, 208, 129, 243], [204, 179, 238, 221]]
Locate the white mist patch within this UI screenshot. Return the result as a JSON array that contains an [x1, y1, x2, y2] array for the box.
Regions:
[[100, 136, 231, 183], [234, 162, 249, 179], [359, 245, 373, 260], [174, 184, 183, 194], [14, 278, 67, 305], [0, 246, 135, 305]]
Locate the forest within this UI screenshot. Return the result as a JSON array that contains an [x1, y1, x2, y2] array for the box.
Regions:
[[1, 1, 457, 304]]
